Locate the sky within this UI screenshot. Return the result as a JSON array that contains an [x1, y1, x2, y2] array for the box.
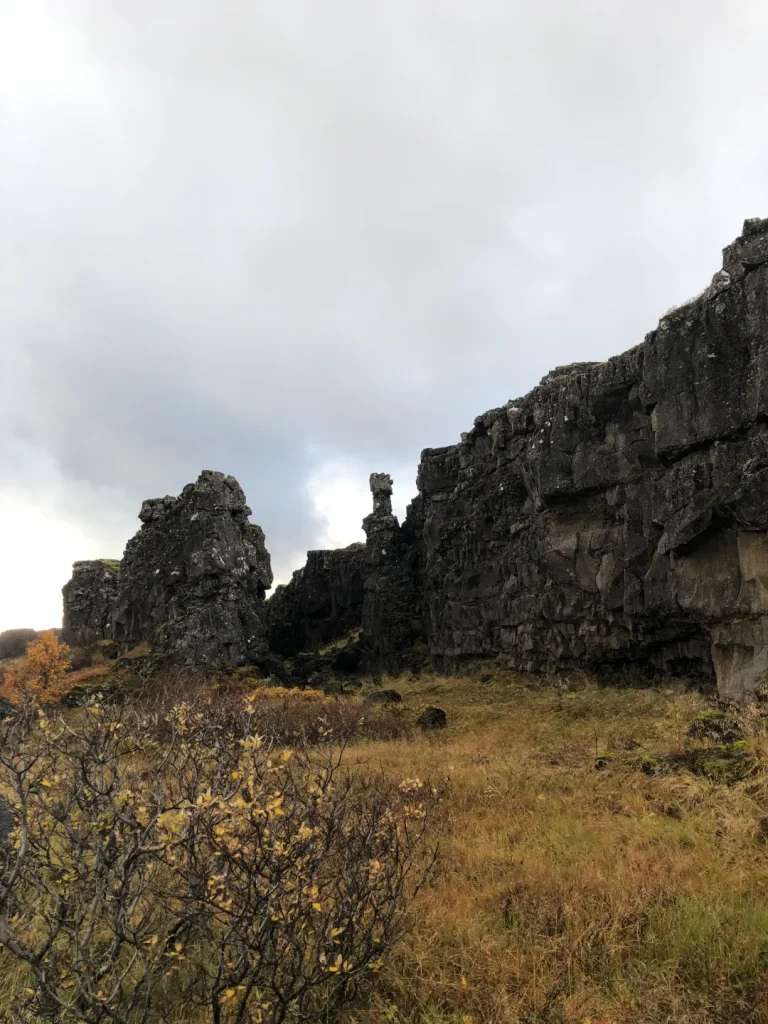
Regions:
[[2, 0, 768, 630]]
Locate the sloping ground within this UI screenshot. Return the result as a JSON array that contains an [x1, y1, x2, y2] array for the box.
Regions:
[[3, 674, 768, 1023], [345, 674, 768, 1024]]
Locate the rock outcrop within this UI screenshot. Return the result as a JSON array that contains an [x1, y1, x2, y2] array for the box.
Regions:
[[111, 471, 272, 667], [410, 217, 768, 698], [62, 471, 273, 669], [61, 561, 121, 648], [267, 544, 365, 656], [362, 474, 423, 671], [58, 220, 768, 699]]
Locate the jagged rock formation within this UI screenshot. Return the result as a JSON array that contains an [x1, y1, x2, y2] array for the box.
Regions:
[[362, 474, 423, 671], [61, 561, 121, 648], [62, 471, 273, 669], [111, 471, 272, 667], [267, 544, 365, 655], [59, 220, 768, 698], [409, 217, 768, 698]]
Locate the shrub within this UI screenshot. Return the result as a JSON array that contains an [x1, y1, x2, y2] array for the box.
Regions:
[[0, 695, 434, 1023], [0, 631, 71, 703], [144, 684, 413, 748]]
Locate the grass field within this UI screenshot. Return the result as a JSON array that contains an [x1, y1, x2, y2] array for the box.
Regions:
[[3, 670, 768, 1023], [342, 673, 768, 1024]]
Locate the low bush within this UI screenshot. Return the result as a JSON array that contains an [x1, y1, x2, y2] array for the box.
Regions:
[[144, 684, 413, 748], [0, 696, 434, 1023]]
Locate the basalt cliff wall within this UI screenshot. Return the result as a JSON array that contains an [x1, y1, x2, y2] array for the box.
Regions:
[[61, 219, 768, 697], [409, 217, 768, 698], [267, 544, 365, 656]]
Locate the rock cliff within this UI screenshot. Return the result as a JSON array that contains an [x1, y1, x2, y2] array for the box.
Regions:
[[361, 474, 423, 671], [63, 471, 273, 668], [412, 217, 768, 698], [62, 561, 121, 648], [59, 220, 768, 698], [267, 544, 365, 656], [112, 471, 272, 667]]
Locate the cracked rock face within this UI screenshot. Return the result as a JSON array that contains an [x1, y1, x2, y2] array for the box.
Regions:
[[267, 544, 365, 656], [61, 472, 272, 668], [62, 561, 121, 648], [110, 471, 272, 667], [362, 474, 423, 671], [410, 218, 768, 698]]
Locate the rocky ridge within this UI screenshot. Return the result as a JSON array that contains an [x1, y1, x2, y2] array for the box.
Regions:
[[60, 219, 768, 698]]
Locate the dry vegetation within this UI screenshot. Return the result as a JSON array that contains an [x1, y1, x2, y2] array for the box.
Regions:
[[340, 674, 768, 1024], [4, 648, 768, 1023]]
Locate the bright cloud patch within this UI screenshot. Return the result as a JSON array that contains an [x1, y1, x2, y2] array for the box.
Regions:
[[0, 490, 99, 630]]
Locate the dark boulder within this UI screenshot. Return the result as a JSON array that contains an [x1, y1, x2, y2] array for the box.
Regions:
[[417, 705, 447, 729], [366, 688, 403, 704]]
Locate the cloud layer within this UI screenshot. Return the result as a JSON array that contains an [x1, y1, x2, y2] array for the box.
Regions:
[[3, 0, 768, 628]]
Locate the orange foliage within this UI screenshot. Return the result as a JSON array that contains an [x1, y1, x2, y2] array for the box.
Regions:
[[0, 630, 71, 703]]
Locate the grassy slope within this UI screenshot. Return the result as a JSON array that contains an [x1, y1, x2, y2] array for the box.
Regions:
[[345, 674, 768, 1024], [3, 673, 768, 1023]]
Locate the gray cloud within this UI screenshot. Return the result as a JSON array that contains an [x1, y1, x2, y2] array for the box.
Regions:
[[2, 0, 768, 627]]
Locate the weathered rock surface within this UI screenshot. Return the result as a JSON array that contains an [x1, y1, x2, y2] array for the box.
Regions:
[[410, 218, 768, 698], [267, 544, 365, 655], [58, 221, 768, 699], [61, 561, 121, 647], [55, 470, 267, 669], [109, 471, 272, 667], [362, 474, 424, 671]]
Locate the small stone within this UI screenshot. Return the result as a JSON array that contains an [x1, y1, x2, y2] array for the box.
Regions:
[[417, 706, 447, 729], [366, 689, 403, 704]]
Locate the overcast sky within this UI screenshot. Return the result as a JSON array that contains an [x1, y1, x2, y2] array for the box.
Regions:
[[2, 0, 768, 630]]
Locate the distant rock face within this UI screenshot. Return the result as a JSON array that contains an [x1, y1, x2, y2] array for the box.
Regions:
[[61, 561, 121, 648], [267, 544, 365, 656], [411, 218, 768, 698], [109, 471, 272, 667], [58, 221, 768, 698], [362, 474, 423, 671], [0, 628, 39, 660]]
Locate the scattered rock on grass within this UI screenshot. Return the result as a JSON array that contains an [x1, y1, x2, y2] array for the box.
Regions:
[[417, 706, 447, 729], [688, 709, 743, 745], [366, 689, 403, 704]]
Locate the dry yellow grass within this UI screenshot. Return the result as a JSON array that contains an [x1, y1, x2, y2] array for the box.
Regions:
[[3, 671, 768, 1023], [344, 673, 768, 1024]]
